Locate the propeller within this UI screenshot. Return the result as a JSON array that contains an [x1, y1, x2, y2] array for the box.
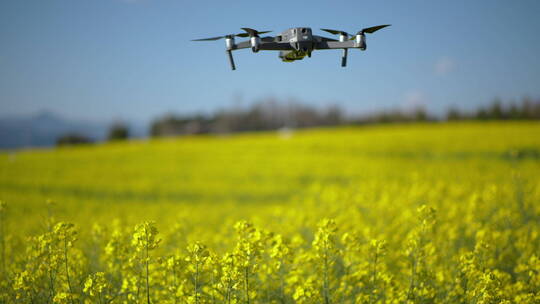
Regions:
[[191, 28, 272, 41], [321, 25, 391, 38], [238, 28, 272, 38], [356, 24, 391, 35], [321, 28, 353, 38], [191, 34, 239, 41]]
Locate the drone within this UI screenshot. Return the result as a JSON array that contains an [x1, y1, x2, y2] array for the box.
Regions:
[[192, 25, 390, 70]]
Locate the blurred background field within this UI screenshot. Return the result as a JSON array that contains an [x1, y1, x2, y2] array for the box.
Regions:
[[1, 121, 539, 236], [0, 122, 540, 229]]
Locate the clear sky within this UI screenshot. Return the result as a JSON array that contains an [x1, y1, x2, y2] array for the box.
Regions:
[[1, 0, 539, 123]]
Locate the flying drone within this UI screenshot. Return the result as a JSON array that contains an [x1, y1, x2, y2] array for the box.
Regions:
[[192, 25, 390, 70]]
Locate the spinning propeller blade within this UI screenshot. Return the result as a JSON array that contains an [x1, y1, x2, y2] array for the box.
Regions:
[[238, 28, 272, 37], [321, 25, 390, 40], [191, 36, 227, 41], [358, 24, 391, 35], [320, 28, 351, 37], [193, 29, 272, 41]]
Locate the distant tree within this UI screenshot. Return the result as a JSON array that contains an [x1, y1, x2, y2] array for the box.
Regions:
[[150, 115, 211, 137], [56, 133, 93, 146], [446, 106, 462, 121], [521, 98, 533, 119], [520, 97, 540, 119], [507, 102, 520, 120], [151, 115, 180, 137], [475, 109, 489, 120], [470, 97, 540, 120], [412, 107, 429, 121], [488, 98, 504, 119], [107, 122, 129, 141], [324, 105, 343, 126], [147, 97, 540, 137]]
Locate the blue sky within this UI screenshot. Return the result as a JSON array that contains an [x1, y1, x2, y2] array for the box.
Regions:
[[1, 0, 539, 123]]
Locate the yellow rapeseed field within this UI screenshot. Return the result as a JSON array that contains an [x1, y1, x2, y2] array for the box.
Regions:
[[0, 122, 539, 303]]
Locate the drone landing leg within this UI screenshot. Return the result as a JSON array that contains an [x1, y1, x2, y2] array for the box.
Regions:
[[226, 50, 236, 70], [341, 49, 348, 67]]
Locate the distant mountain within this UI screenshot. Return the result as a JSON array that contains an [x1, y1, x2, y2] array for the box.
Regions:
[[0, 111, 147, 149]]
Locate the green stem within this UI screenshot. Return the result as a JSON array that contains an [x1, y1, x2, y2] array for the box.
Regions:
[[211, 271, 216, 304], [194, 261, 199, 304], [408, 254, 417, 300], [48, 249, 56, 301], [323, 239, 330, 304], [145, 229, 151, 304], [63, 237, 74, 304], [280, 269, 285, 304], [372, 252, 378, 284], [226, 276, 232, 304], [173, 261, 178, 304], [244, 266, 250, 304], [370, 251, 378, 304], [226, 258, 234, 304]]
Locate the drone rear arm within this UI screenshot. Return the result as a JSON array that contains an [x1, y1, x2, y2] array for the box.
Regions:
[[231, 41, 293, 51]]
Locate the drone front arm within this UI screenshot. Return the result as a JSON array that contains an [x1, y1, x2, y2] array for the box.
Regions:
[[314, 40, 357, 50], [313, 40, 359, 68]]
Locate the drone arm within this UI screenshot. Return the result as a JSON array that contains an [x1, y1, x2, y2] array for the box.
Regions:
[[231, 41, 292, 51], [231, 40, 252, 50], [314, 41, 357, 50], [314, 40, 356, 67], [258, 42, 294, 51], [314, 36, 339, 42]]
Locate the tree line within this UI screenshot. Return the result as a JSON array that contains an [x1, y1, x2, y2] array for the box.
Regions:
[[56, 97, 540, 145], [147, 97, 540, 137]]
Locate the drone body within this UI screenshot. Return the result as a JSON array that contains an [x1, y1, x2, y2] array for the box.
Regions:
[[192, 25, 390, 70]]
